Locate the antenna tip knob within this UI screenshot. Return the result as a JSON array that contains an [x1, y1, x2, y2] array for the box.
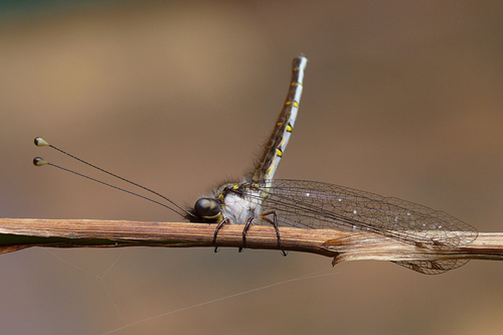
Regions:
[[33, 157, 48, 166], [34, 137, 50, 146]]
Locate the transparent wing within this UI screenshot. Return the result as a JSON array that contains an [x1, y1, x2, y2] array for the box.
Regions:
[[392, 259, 470, 275], [249, 179, 477, 274], [253, 179, 478, 248]]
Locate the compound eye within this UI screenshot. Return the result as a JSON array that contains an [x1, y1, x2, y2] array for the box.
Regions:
[[194, 198, 221, 219]]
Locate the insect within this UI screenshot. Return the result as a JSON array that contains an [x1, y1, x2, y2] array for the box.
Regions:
[[34, 55, 478, 274]]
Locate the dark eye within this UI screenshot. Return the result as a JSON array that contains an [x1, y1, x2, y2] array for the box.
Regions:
[[194, 198, 221, 219]]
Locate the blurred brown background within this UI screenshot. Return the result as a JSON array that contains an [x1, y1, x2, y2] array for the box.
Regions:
[[2, 1, 503, 334]]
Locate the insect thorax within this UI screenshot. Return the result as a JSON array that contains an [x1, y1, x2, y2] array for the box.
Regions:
[[217, 182, 264, 225]]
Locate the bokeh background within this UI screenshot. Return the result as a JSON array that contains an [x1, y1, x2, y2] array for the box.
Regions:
[[2, 1, 503, 334]]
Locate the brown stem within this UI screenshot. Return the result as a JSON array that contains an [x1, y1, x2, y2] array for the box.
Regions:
[[1, 218, 502, 268]]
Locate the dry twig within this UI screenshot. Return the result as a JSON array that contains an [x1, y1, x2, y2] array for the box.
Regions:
[[1, 218, 502, 272]]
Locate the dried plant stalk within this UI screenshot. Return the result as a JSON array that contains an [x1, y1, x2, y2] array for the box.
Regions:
[[1, 218, 502, 270]]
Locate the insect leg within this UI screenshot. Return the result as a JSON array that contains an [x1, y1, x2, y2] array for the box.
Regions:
[[212, 217, 230, 253], [238, 216, 255, 252], [260, 211, 287, 256]]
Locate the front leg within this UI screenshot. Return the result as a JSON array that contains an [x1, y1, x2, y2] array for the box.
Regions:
[[212, 217, 230, 252]]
